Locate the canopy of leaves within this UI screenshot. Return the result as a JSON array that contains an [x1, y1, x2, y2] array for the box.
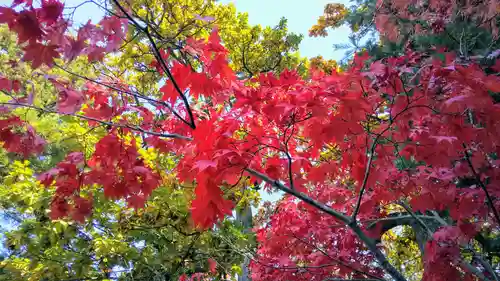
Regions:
[[0, 21, 252, 281], [312, 0, 500, 63], [0, 1, 500, 281]]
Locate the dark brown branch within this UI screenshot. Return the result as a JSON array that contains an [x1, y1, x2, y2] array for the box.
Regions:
[[462, 143, 500, 226], [110, 0, 196, 129], [352, 141, 376, 220], [240, 34, 255, 77]]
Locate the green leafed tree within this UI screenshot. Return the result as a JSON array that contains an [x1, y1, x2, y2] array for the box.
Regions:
[[0, 21, 255, 281]]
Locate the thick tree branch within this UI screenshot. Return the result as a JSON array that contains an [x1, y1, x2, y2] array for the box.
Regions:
[[461, 261, 492, 281], [241, 37, 254, 78], [474, 254, 499, 281], [398, 201, 433, 236]]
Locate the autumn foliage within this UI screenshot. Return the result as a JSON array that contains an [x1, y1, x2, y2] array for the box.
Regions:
[[375, 0, 500, 41], [0, 0, 500, 281]]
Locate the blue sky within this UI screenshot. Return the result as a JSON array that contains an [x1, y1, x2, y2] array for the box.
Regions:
[[219, 0, 351, 60]]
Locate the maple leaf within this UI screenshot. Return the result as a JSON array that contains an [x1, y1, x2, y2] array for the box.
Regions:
[[57, 89, 85, 114], [0, 7, 17, 26], [160, 82, 177, 102], [38, 0, 64, 25], [207, 28, 226, 54], [63, 37, 87, 62], [190, 177, 233, 229], [50, 198, 71, 220], [87, 46, 106, 62], [38, 168, 58, 187], [126, 194, 147, 209], [12, 10, 44, 43], [22, 42, 59, 68], [0, 77, 21, 92], [71, 196, 92, 223], [77, 20, 96, 41], [208, 54, 235, 82], [193, 160, 218, 172], [208, 258, 217, 274]]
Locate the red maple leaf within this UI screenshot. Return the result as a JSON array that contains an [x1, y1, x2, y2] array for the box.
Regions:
[[208, 258, 217, 274], [50, 196, 72, 220], [57, 89, 85, 114], [71, 196, 92, 223], [12, 10, 44, 43], [38, 0, 64, 25], [87, 46, 106, 62], [0, 77, 21, 92], [207, 28, 226, 53], [0, 7, 17, 26], [22, 42, 59, 68], [63, 37, 87, 62], [190, 177, 233, 229]]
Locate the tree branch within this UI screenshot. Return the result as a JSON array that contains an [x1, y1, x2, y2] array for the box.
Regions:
[[398, 201, 433, 236], [290, 234, 385, 280], [244, 168, 408, 281], [462, 143, 500, 227], [110, 0, 196, 129], [54, 64, 194, 129], [461, 261, 492, 281], [0, 102, 192, 140], [352, 140, 377, 221]]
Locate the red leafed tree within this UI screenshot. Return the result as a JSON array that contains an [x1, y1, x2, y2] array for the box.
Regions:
[[0, 0, 500, 281]]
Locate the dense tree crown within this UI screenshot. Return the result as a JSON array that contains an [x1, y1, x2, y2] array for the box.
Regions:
[[0, 0, 499, 281]]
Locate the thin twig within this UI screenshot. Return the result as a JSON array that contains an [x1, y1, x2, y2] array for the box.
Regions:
[[54, 64, 194, 128], [352, 141, 377, 221], [0, 102, 191, 140], [111, 0, 196, 129]]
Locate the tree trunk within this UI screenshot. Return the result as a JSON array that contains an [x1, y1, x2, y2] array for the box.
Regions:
[[236, 204, 253, 281]]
